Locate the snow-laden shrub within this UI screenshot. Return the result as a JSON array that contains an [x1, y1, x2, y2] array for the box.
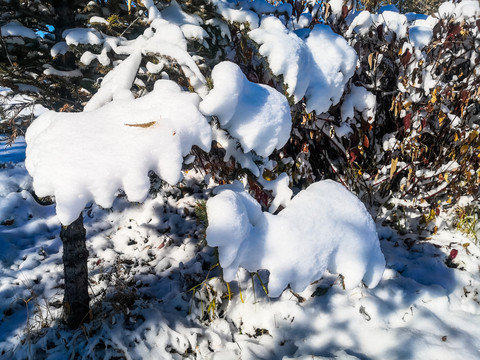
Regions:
[[273, 1, 480, 235], [206, 180, 385, 296]]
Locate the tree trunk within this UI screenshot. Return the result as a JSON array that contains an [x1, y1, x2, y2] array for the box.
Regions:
[[60, 213, 90, 328], [53, 0, 76, 42]]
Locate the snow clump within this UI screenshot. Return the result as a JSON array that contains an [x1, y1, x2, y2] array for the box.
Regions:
[[26, 80, 211, 225], [206, 180, 385, 297], [200, 61, 291, 157], [249, 18, 357, 114]]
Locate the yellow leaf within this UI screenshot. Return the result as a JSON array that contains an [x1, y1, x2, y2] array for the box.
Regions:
[[444, 173, 449, 183], [431, 88, 438, 104], [368, 52, 374, 70], [454, 133, 459, 141], [390, 98, 396, 111], [460, 145, 469, 155], [438, 111, 446, 126], [390, 157, 398, 179], [468, 130, 478, 143]]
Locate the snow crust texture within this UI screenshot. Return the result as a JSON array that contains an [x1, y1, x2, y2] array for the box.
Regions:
[[207, 180, 386, 296], [26, 80, 211, 225]]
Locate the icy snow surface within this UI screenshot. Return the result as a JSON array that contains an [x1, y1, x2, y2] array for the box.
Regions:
[[206, 180, 385, 296], [25, 80, 211, 225], [200, 61, 291, 157]]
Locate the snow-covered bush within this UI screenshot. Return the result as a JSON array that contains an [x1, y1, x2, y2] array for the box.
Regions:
[[276, 1, 480, 235], [206, 180, 385, 296], [6, 0, 480, 331]]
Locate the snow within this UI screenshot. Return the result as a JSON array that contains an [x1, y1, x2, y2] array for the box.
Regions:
[[347, 9, 439, 46], [63, 28, 103, 46], [43, 64, 83, 78], [89, 16, 110, 26], [161, 0, 208, 42], [249, 19, 357, 114], [305, 25, 357, 114], [206, 180, 385, 296], [0, 21, 37, 39], [249, 16, 311, 102], [438, 0, 480, 19], [2, 137, 480, 358], [258, 172, 292, 213], [0, 136, 26, 164], [142, 0, 162, 22], [3, 1, 480, 359], [341, 85, 376, 123], [199, 61, 291, 157], [211, 0, 260, 29], [25, 80, 211, 225], [50, 41, 69, 58], [379, 4, 399, 13], [84, 50, 141, 111], [111, 18, 208, 97], [409, 25, 433, 50]]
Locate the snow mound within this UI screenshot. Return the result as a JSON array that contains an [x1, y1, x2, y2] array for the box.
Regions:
[[249, 18, 357, 114], [206, 180, 385, 296], [200, 61, 291, 157], [438, 0, 480, 20], [26, 80, 212, 225]]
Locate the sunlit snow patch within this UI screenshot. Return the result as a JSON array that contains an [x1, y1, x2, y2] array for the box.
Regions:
[[206, 180, 385, 297], [26, 80, 211, 225], [200, 61, 291, 157]]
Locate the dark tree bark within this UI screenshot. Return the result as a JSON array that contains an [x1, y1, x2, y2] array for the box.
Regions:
[[60, 213, 90, 328], [52, 0, 77, 42]]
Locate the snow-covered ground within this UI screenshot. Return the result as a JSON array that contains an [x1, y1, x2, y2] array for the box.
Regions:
[[1, 137, 480, 359]]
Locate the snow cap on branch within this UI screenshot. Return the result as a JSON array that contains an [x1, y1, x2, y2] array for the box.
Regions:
[[200, 61, 291, 157], [249, 18, 357, 114], [26, 80, 211, 225]]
